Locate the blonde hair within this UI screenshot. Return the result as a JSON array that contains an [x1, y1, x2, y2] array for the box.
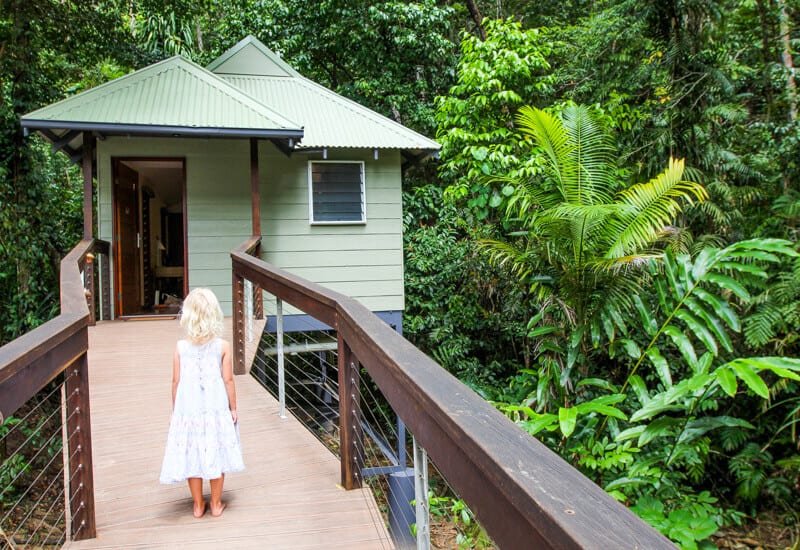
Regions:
[[180, 288, 224, 343]]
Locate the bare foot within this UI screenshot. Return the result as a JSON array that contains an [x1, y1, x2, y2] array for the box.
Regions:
[[210, 501, 226, 517], [193, 501, 206, 518]]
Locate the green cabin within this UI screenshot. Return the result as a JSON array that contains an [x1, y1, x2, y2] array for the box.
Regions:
[[21, 36, 439, 327]]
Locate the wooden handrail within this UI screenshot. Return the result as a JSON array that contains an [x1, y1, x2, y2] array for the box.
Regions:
[[0, 238, 108, 541], [231, 238, 675, 549]]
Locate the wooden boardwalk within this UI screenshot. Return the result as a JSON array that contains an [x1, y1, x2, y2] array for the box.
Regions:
[[64, 319, 393, 549]]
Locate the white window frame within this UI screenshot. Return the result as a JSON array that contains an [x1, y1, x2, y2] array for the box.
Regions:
[[307, 160, 367, 225]]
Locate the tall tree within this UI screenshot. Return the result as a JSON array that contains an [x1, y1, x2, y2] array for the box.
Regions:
[[0, 0, 134, 343]]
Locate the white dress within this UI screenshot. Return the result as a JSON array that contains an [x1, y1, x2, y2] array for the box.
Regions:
[[160, 338, 245, 483]]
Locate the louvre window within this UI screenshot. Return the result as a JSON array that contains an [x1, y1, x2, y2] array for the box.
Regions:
[[308, 161, 366, 223]]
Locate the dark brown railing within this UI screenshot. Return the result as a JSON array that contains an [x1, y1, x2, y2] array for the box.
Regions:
[[0, 238, 109, 542], [232, 237, 675, 550]]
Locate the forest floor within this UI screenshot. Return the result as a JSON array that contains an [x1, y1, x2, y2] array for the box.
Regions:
[[713, 511, 798, 550]]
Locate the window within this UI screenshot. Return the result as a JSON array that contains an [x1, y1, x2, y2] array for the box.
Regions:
[[308, 161, 365, 223]]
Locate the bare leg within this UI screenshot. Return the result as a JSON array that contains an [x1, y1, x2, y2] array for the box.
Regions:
[[209, 474, 226, 517], [188, 478, 205, 518]]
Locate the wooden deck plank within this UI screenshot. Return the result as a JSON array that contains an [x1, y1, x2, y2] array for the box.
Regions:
[[64, 319, 393, 549]]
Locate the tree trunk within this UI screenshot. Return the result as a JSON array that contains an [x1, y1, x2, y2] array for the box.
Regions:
[[779, 0, 797, 123], [465, 0, 487, 40], [778, 0, 797, 191]]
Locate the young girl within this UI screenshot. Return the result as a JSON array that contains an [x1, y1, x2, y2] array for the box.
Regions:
[[160, 288, 244, 518]]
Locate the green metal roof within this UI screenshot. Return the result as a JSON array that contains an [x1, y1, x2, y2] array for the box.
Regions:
[[21, 55, 303, 157], [210, 36, 440, 152], [22, 36, 439, 160]]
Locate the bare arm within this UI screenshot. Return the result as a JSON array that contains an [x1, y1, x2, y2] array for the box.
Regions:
[[220, 340, 238, 423], [171, 343, 181, 408]]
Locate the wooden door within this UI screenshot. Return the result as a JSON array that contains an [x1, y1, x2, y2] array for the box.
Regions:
[[114, 162, 141, 316]]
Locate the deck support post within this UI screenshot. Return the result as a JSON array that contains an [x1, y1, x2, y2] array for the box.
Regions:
[[414, 437, 430, 550], [276, 297, 287, 418], [65, 349, 96, 540], [337, 335, 363, 489], [232, 271, 246, 375]]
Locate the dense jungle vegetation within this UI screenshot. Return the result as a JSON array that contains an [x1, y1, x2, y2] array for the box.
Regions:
[[3, 1, 800, 547]]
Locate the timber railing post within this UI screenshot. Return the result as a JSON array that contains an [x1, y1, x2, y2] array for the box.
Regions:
[[84, 253, 95, 326], [65, 348, 96, 540], [232, 271, 246, 375], [337, 334, 364, 489], [254, 242, 264, 320]]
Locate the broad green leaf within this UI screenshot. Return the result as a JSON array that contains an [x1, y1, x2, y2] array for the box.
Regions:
[[674, 309, 718, 355], [715, 261, 767, 278], [620, 338, 642, 360], [705, 273, 751, 301], [630, 400, 685, 423], [693, 288, 740, 331], [715, 367, 737, 396], [646, 348, 672, 387], [684, 296, 733, 352], [687, 372, 714, 392], [576, 378, 619, 392], [729, 361, 769, 399], [677, 416, 754, 445], [558, 406, 579, 437], [628, 375, 650, 405], [633, 295, 658, 337], [639, 416, 682, 446], [615, 425, 646, 442], [663, 324, 698, 368], [691, 247, 722, 281], [577, 394, 628, 420], [663, 253, 686, 301], [605, 477, 651, 492], [528, 325, 560, 338], [519, 413, 558, 436]]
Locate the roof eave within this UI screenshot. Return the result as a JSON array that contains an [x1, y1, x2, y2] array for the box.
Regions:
[[21, 119, 304, 140]]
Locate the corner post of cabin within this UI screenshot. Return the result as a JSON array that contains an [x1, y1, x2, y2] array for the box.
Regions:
[[337, 333, 364, 489], [65, 348, 97, 540], [82, 132, 96, 325], [250, 138, 264, 320]]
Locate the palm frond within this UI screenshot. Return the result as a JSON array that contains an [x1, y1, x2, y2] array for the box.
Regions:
[[516, 106, 572, 201], [561, 104, 617, 206], [605, 158, 708, 259]]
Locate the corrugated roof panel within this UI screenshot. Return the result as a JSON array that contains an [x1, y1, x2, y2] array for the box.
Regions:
[[224, 75, 440, 150], [23, 56, 301, 133], [211, 36, 439, 151]]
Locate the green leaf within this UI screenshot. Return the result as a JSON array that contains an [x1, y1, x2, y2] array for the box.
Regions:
[[684, 296, 733, 353], [628, 375, 651, 406], [616, 425, 646, 442], [677, 416, 754, 445], [528, 325, 560, 338], [638, 416, 682, 446], [646, 347, 672, 387], [633, 295, 658, 337], [715, 367, 737, 396], [576, 378, 619, 392], [729, 361, 769, 399], [693, 288, 740, 331], [558, 406, 579, 437], [576, 394, 628, 420], [519, 413, 558, 436], [674, 309, 718, 356], [704, 273, 751, 301], [663, 324, 698, 368]]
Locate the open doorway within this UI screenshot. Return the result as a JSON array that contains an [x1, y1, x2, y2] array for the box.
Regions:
[[113, 158, 186, 317]]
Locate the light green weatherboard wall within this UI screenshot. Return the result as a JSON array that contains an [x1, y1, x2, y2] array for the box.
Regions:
[[97, 136, 404, 317]]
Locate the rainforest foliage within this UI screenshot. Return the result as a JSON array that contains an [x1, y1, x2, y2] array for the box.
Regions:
[[3, 1, 800, 546]]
